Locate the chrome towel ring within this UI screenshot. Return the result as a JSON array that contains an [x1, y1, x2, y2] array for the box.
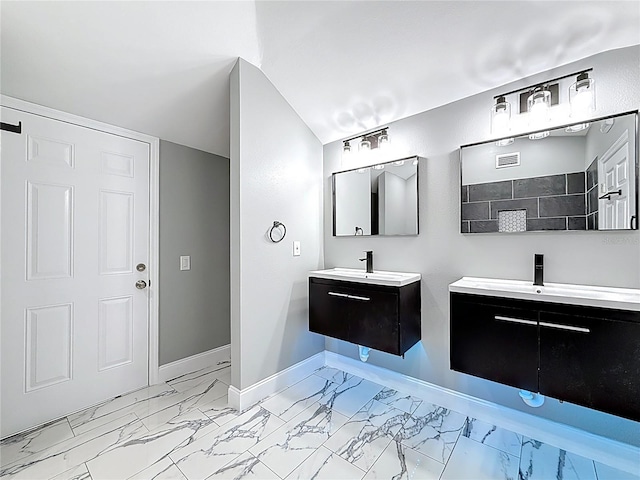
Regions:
[[269, 221, 286, 243]]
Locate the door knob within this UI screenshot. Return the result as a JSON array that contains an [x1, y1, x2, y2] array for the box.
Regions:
[[135, 280, 147, 290]]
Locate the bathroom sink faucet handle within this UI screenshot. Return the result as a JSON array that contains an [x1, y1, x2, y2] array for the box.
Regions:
[[534, 254, 544, 286], [359, 250, 374, 273]]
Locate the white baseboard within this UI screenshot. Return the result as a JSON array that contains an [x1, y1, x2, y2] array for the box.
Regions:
[[227, 352, 325, 412], [325, 351, 639, 475], [158, 344, 231, 383]]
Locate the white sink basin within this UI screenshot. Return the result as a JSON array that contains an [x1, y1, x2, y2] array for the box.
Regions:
[[449, 277, 640, 311], [309, 268, 421, 287]]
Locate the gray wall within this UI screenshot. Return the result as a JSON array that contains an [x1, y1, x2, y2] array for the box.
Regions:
[[323, 46, 640, 445], [462, 136, 586, 184], [159, 140, 230, 365], [230, 59, 324, 389]]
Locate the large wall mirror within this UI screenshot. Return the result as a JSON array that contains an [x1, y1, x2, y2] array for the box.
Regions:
[[333, 156, 419, 236], [460, 112, 638, 233]]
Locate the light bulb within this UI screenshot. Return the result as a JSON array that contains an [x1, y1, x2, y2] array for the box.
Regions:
[[570, 73, 595, 119], [491, 96, 511, 135], [527, 88, 551, 127], [495, 138, 514, 147], [529, 131, 550, 140], [378, 131, 390, 149]]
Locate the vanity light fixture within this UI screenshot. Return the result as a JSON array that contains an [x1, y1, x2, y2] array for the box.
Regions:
[[341, 127, 390, 160], [491, 96, 511, 135], [372, 164, 385, 170], [393, 160, 405, 166], [491, 68, 595, 135], [569, 71, 596, 118]]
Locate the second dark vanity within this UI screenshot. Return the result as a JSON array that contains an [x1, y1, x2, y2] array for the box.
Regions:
[[449, 277, 640, 421]]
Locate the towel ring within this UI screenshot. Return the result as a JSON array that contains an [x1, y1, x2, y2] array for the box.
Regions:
[[269, 221, 286, 243]]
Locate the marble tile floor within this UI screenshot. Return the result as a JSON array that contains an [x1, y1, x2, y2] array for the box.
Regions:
[[1, 365, 637, 480]]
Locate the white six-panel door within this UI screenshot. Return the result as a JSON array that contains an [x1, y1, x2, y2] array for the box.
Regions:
[[1, 106, 150, 438], [598, 130, 635, 230]]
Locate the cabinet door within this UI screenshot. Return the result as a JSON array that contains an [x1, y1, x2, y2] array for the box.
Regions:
[[450, 295, 538, 391], [539, 311, 640, 421], [309, 282, 351, 341], [347, 288, 399, 354]]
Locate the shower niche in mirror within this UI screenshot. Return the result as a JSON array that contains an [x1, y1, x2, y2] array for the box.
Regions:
[[460, 112, 638, 233], [333, 156, 419, 236]]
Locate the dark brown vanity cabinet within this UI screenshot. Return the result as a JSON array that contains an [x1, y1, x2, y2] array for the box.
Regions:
[[309, 277, 421, 356], [450, 292, 640, 421]]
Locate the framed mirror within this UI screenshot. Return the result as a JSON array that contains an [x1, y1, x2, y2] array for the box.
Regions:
[[460, 111, 638, 233], [333, 156, 419, 236]]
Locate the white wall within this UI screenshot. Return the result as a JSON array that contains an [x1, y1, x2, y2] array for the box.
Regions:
[[230, 58, 325, 390], [322, 46, 640, 445], [335, 169, 371, 235]]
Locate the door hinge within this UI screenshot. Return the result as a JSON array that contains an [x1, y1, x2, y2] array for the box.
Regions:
[[0, 121, 22, 134]]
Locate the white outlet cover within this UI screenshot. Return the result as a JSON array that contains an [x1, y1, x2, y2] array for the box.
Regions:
[[293, 241, 301, 256], [180, 255, 191, 271]]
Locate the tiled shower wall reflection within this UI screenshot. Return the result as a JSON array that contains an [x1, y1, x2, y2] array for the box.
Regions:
[[461, 172, 587, 233]]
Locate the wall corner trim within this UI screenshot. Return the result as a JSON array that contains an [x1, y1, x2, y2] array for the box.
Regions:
[[157, 344, 231, 384], [227, 351, 325, 412], [324, 351, 639, 475]]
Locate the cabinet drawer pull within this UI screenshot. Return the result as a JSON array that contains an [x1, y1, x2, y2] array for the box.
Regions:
[[347, 294, 370, 301], [540, 322, 590, 333], [494, 315, 537, 326], [328, 292, 350, 298], [327, 292, 370, 301]]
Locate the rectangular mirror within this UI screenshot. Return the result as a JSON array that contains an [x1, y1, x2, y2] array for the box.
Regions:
[[460, 112, 638, 233], [333, 156, 419, 236]]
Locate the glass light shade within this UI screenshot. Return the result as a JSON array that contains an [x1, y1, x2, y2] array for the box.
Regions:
[[565, 123, 590, 133], [372, 164, 385, 170], [342, 141, 352, 157], [491, 97, 511, 135], [378, 131, 390, 149], [392, 160, 405, 166], [527, 89, 551, 127], [359, 138, 371, 152], [529, 131, 550, 140], [495, 138, 514, 147], [569, 74, 595, 118]]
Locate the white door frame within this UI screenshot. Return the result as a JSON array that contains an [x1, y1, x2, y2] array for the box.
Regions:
[[1, 95, 161, 385]]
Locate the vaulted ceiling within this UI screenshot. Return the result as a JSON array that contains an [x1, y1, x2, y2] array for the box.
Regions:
[[2, 1, 638, 157]]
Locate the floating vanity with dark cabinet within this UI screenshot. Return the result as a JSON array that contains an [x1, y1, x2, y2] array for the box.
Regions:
[[449, 277, 640, 421], [309, 268, 421, 356]]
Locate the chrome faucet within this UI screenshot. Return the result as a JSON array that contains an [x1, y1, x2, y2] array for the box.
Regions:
[[359, 250, 374, 273], [534, 254, 544, 286]]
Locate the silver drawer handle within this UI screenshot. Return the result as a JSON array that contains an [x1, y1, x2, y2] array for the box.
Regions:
[[328, 292, 350, 298], [540, 322, 590, 333], [348, 294, 370, 301], [328, 292, 370, 301], [494, 315, 537, 326]]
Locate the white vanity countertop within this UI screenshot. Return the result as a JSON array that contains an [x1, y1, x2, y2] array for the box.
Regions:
[[449, 277, 640, 311], [309, 268, 421, 287]]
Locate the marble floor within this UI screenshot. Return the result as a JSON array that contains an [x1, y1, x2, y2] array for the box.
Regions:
[[0, 364, 637, 480]]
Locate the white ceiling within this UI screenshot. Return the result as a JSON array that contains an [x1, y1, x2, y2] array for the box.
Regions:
[[2, 1, 639, 158]]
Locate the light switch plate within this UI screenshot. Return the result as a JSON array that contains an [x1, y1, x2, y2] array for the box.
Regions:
[[180, 255, 191, 271], [293, 241, 301, 256]]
